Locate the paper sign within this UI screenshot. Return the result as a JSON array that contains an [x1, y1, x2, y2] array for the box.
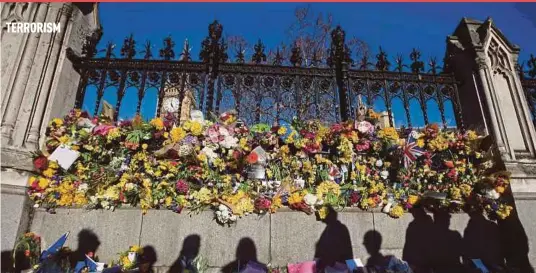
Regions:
[[472, 259, 489, 273], [252, 146, 269, 163], [48, 146, 80, 170]]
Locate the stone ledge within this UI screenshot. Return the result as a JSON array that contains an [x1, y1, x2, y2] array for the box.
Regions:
[[1, 168, 32, 187], [1, 147, 34, 172]]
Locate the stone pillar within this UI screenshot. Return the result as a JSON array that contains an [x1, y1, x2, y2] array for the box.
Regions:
[[0, 2, 100, 171], [446, 17, 536, 270], [0, 2, 100, 254]]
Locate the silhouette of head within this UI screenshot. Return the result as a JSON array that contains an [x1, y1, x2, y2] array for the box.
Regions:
[[139, 246, 157, 272], [77, 229, 100, 254], [434, 210, 451, 228], [236, 237, 257, 262], [363, 230, 382, 255], [321, 206, 339, 224], [180, 234, 201, 258]]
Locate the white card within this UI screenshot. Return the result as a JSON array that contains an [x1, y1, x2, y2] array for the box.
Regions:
[[190, 110, 204, 123], [472, 259, 489, 273], [48, 146, 80, 170]]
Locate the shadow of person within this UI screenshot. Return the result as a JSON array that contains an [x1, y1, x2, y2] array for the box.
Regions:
[[462, 209, 503, 266], [137, 246, 158, 273], [402, 206, 434, 273], [314, 206, 353, 272], [363, 230, 392, 269], [221, 237, 267, 273], [69, 229, 101, 268], [168, 235, 201, 273], [498, 205, 535, 273], [430, 210, 462, 273]]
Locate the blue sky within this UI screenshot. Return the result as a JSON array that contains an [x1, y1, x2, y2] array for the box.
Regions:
[[83, 3, 536, 126]]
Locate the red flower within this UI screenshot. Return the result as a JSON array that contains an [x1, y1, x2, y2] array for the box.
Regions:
[[87, 252, 94, 258], [254, 197, 272, 211], [176, 180, 189, 194], [350, 192, 360, 205], [246, 152, 259, 164], [33, 156, 48, 171], [25, 250, 31, 257]]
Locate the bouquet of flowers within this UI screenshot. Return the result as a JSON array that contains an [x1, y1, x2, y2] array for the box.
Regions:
[[112, 245, 143, 271]]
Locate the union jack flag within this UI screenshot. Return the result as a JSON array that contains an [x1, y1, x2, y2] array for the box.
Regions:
[[403, 131, 425, 168]]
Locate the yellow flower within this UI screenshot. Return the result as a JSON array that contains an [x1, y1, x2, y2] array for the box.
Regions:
[[280, 145, 290, 154], [318, 206, 330, 220], [495, 186, 505, 194], [449, 187, 462, 200], [58, 135, 70, 144], [150, 118, 165, 130], [107, 128, 121, 142], [190, 122, 203, 136], [316, 181, 341, 199], [49, 161, 59, 169], [38, 178, 49, 189], [496, 205, 513, 219], [142, 143, 148, 150], [389, 204, 405, 218], [50, 118, 63, 127], [239, 138, 249, 151], [130, 245, 142, 253], [170, 127, 186, 143], [43, 168, 55, 178], [416, 138, 425, 148], [288, 191, 305, 205], [192, 187, 213, 204], [466, 130, 478, 141], [377, 127, 399, 141], [428, 135, 449, 151], [460, 184, 472, 197], [407, 195, 419, 205], [277, 127, 287, 136], [270, 196, 282, 213]]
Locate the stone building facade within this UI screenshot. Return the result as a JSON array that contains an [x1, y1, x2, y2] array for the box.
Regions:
[[1, 4, 536, 271]]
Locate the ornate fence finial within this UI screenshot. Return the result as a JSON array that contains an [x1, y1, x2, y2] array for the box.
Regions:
[[219, 37, 228, 63], [528, 54, 536, 79], [142, 40, 153, 60], [375, 47, 390, 71], [290, 41, 303, 67], [105, 41, 115, 59], [236, 43, 246, 64], [410, 48, 424, 74], [252, 39, 267, 64], [273, 47, 284, 66], [120, 34, 136, 59], [180, 39, 192, 62], [160, 36, 175, 60], [209, 20, 223, 41], [82, 28, 103, 58], [429, 57, 439, 75], [395, 54, 405, 73], [359, 55, 373, 70]]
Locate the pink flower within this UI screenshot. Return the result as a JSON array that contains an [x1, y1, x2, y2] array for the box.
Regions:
[[92, 125, 115, 136], [355, 140, 371, 152], [176, 180, 189, 194], [355, 121, 374, 134]]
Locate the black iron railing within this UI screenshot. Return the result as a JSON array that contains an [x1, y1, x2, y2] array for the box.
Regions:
[[67, 21, 465, 129]]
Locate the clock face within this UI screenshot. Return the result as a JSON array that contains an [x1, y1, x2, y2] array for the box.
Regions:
[[163, 97, 180, 112]]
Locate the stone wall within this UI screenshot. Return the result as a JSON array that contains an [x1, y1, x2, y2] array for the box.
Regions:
[[24, 207, 482, 271]]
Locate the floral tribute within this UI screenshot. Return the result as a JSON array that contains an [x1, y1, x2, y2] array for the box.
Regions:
[[13, 232, 42, 268], [27, 105, 513, 225]]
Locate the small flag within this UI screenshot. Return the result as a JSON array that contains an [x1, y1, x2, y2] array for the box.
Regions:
[[402, 131, 425, 168], [74, 254, 99, 273], [40, 232, 69, 261]]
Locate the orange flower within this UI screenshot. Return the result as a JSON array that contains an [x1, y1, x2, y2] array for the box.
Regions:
[[246, 152, 258, 164]]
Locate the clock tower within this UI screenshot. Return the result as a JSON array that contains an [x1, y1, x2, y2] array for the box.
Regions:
[[160, 86, 197, 124]]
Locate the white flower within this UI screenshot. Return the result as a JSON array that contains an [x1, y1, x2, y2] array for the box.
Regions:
[[382, 202, 393, 213], [376, 160, 383, 167], [229, 215, 237, 221], [221, 136, 238, 149], [33, 203, 40, 208], [356, 121, 374, 134], [304, 193, 318, 206], [272, 180, 281, 188], [294, 177, 305, 188], [78, 183, 89, 192], [410, 130, 420, 140], [218, 204, 229, 212], [125, 183, 136, 191], [485, 189, 500, 200], [201, 147, 218, 162], [380, 170, 389, 180]]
